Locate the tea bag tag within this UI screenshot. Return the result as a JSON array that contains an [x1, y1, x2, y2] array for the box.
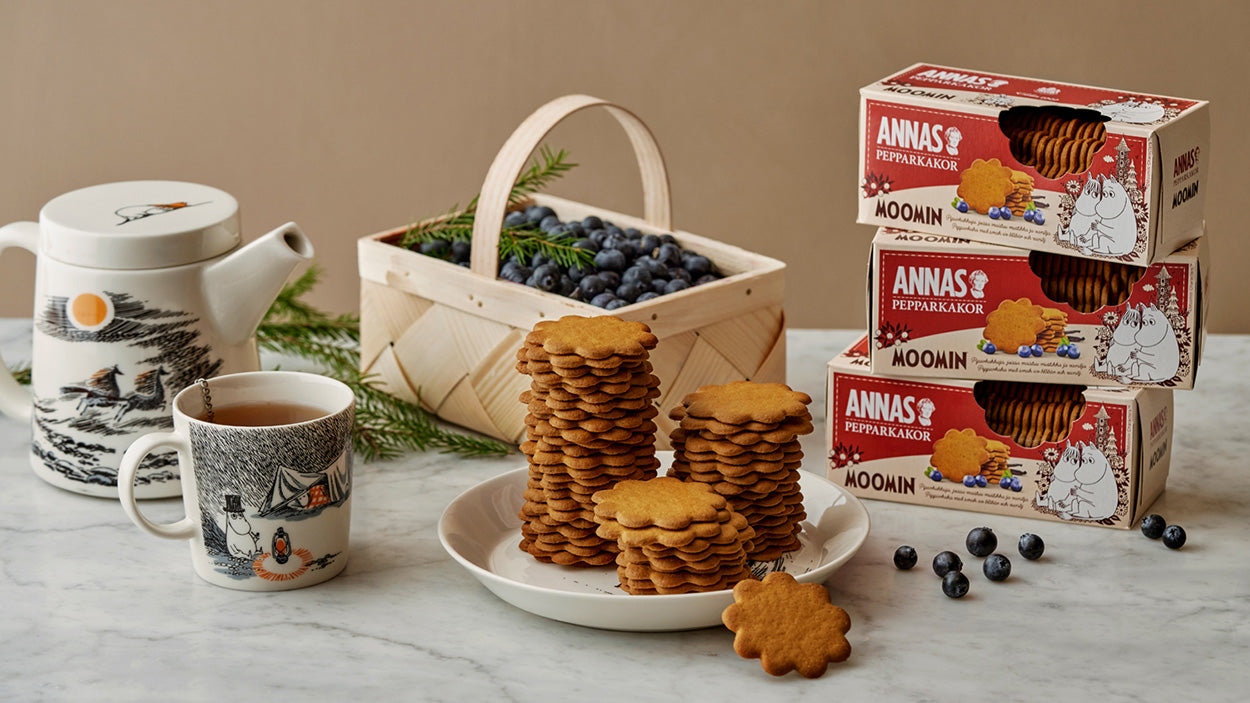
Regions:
[[197, 378, 214, 423]]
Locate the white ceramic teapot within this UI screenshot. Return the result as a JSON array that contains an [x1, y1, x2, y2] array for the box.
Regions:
[[0, 181, 314, 498]]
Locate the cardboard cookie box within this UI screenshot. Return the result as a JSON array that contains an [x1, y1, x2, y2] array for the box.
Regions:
[[868, 228, 1208, 389], [826, 336, 1174, 528], [858, 63, 1208, 266]]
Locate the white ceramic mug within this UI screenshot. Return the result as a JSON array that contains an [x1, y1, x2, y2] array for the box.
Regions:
[[118, 371, 354, 591]]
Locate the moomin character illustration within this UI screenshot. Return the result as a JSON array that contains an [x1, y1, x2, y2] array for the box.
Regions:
[[1097, 307, 1142, 382], [1097, 100, 1166, 125], [1037, 443, 1081, 515], [1060, 175, 1101, 247], [1036, 441, 1118, 521], [223, 494, 261, 559], [1095, 304, 1179, 384], [1058, 175, 1137, 257]]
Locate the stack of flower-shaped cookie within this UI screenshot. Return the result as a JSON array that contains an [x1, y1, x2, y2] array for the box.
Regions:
[[667, 381, 813, 562], [516, 315, 662, 567], [593, 476, 756, 595]]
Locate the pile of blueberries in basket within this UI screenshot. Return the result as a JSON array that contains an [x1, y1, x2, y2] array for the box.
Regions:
[[415, 205, 723, 310]]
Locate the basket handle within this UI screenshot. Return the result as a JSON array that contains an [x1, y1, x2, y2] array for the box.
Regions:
[[469, 95, 672, 277]]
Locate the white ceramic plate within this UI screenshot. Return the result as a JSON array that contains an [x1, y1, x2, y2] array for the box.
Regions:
[[438, 458, 871, 631]]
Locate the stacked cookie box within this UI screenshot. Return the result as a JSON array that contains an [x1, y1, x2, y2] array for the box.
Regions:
[[828, 65, 1210, 528]]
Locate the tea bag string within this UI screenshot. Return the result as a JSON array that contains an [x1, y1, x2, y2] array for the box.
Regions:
[[197, 378, 214, 423]]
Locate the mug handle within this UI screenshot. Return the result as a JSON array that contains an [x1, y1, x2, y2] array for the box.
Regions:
[[118, 432, 197, 540], [0, 222, 39, 421]]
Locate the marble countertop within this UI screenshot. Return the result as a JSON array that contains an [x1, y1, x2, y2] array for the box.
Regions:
[[0, 321, 1246, 702]]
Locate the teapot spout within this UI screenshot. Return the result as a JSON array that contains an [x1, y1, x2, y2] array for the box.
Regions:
[[203, 222, 314, 345]]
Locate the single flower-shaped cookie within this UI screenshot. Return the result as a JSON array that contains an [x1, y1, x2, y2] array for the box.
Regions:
[[721, 571, 852, 678]]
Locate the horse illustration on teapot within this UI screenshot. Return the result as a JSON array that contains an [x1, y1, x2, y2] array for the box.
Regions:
[[59, 365, 169, 423]]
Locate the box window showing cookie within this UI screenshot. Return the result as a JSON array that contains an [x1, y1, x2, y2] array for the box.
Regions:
[[859, 64, 1208, 266], [868, 228, 1207, 389], [827, 336, 1174, 529]]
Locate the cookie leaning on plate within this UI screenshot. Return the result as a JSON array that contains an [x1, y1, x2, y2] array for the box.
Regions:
[[516, 315, 661, 567]]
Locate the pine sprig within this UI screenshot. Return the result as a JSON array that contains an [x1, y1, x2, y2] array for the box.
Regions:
[[397, 147, 592, 268], [9, 362, 30, 386]]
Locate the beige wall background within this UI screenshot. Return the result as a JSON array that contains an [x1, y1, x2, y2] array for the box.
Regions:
[[1, 0, 1245, 332]]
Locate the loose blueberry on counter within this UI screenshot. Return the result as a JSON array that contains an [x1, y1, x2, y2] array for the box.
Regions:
[[1140, 514, 1166, 540], [1066, 344, 1079, 359], [989, 207, 1001, 220], [1018, 533, 1045, 560], [974, 475, 988, 488], [1017, 345, 1032, 358], [983, 342, 997, 354], [942, 571, 970, 599], [966, 527, 997, 557], [983, 554, 1012, 582], [1030, 344, 1043, 357], [894, 545, 918, 570], [963, 475, 976, 487], [1162, 525, 1187, 550], [932, 551, 963, 577]]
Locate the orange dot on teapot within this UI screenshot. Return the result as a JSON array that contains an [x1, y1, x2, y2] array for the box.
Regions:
[[71, 293, 109, 327]]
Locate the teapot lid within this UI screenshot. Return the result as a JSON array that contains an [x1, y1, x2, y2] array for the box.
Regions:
[[39, 181, 241, 269]]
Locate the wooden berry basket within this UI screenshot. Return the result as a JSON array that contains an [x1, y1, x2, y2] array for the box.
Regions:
[[357, 95, 786, 448]]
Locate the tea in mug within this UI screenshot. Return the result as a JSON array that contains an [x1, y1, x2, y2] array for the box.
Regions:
[[200, 402, 327, 427]]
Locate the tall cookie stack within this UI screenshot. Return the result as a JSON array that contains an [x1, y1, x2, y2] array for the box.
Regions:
[[666, 381, 814, 562], [516, 315, 662, 567], [593, 477, 756, 595]]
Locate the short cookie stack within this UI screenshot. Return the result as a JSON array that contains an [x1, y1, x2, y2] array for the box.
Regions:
[[592, 477, 755, 595], [979, 439, 1011, 484], [516, 315, 662, 567], [667, 381, 814, 562]]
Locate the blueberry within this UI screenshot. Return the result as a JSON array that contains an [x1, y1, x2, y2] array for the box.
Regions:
[[538, 215, 560, 231], [504, 210, 528, 228], [636, 291, 660, 303], [1024, 210, 1035, 223], [963, 475, 976, 487], [1030, 344, 1043, 357], [530, 252, 551, 268], [450, 239, 471, 263], [1066, 344, 1079, 359], [1018, 533, 1044, 560], [564, 222, 584, 237], [683, 254, 712, 277], [1009, 477, 1022, 492], [655, 242, 683, 267], [527, 263, 562, 292], [1057, 344, 1070, 357], [525, 205, 556, 224], [624, 227, 641, 239], [1017, 345, 1032, 358], [932, 551, 963, 577], [639, 233, 661, 255], [593, 248, 627, 272], [695, 274, 719, 286], [941, 571, 970, 599], [588, 228, 610, 245], [598, 270, 621, 289], [983, 554, 1011, 582], [668, 267, 693, 284], [957, 200, 969, 213], [1162, 525, 1187, 550], [930, 469, 944, 482], [590, 292, 616, 308], [1140, 514, 1166, 540], [641, 257, 670, 278], [999, 476, 1013, 489], [1033, 211, 1046, 225], [572, 238, 600, 253], [894, 545, 918, 570], [621, 266, 652, 287], [604, 298, 627, 311], [664, 279, 690, 294], [418, 240, 450, 258], [499, 267, 527, 284], [557, 275, 576, 296], [983, 342, 997, 354], [614, 239, 639, 259], [581, 215, 603, 230], [616, 281, 643, 302], [578, 274, 606, 298], [974, 475, 987, 488], [659, 233, 677, 246], [965, 527, 997, 557], [989, 207, 1001, 220], [651, 279, 668, 294], [1000, 208, 1012, 220], [566, 264, 591, 282]]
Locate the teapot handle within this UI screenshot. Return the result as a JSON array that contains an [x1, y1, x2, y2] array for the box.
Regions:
[[0, 222, 38, 421]]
